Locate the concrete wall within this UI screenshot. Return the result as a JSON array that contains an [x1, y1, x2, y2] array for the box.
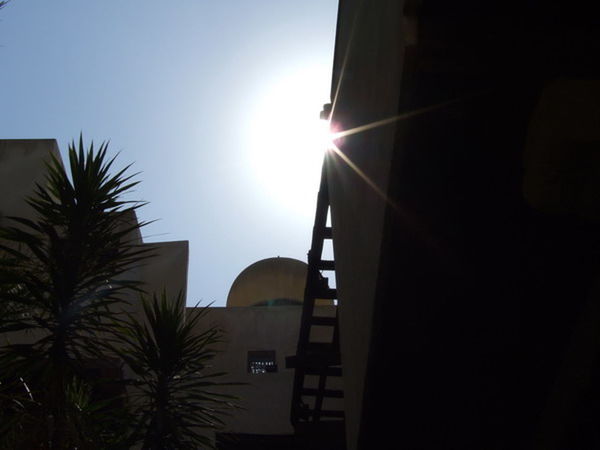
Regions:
[[329, 2, 600, 448], [327, 1, 405, 448], [0, 139, 61, 225], [0, 140, 63, 345], [118, 240, 189, 318], [189, 305, 339, 436]]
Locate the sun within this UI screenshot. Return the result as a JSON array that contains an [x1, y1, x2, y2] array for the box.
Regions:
[[244, 65, 333, 219]]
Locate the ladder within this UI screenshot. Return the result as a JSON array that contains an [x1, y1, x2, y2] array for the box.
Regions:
[[286, 159, 345, 446]]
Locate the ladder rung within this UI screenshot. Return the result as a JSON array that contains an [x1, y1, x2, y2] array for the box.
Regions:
[[323, 227, 333, 239], [286, 354, 341, 369], [310, 316, 337, 326], [293, 420, 345, 435], [306, 342, 336, 353], [317, 259, 335, 271], [295, 407, 345, 420], [304, 366, 343, 377], [301, 388, 344, 398], [288, 344, 341, 366], [287, 356, 343, 373], [316, 410, 345, 419], [312, 288, 337, 299]]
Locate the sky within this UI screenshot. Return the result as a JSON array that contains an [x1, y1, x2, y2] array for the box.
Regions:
[[0, 1, 339, 306]]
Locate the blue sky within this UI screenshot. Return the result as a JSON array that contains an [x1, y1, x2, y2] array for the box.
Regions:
[[0, 1, 338, 306]]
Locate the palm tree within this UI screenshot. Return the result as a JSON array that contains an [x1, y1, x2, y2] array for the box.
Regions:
[[0, 137, 150, 448], [115, 292, 237, 449]]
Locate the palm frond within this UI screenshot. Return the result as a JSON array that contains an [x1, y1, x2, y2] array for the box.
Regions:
[[112, 291, 239, 449], [0, 137, 150, 448]]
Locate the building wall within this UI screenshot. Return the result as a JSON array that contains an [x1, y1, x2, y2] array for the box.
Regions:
[[190, 305, 339, 437], [327, 1, 405, 448], [1, 140, 63, 346], [0, 139, 61, 225], [118, 240, 189, 318], [328, 2, 600, 449]]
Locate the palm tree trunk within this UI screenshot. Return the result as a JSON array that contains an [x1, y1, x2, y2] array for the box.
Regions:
[[143, 377, 169, 450], [49, 337, 69, 449]]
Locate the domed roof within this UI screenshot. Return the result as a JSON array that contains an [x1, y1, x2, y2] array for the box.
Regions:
[[226, 257, 307, 307]]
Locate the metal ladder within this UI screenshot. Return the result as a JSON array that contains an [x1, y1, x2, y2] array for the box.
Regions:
[[286, 159, 345, 444]]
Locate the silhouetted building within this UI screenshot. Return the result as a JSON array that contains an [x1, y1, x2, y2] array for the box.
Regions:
[[0, 139, 189, 413], [291, 1, 600, 449], [0, 140, 189, 314], [190, 257, 338, 449], [1, 140, 340, 449]]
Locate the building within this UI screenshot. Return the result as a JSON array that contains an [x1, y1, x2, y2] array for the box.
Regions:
[[0, 139, 190, 441], [6, 2, 600, 448], [1, 139, 340, 448], [0, 139, 190, 323], [293, 1, 600, 449], [191, 256, 338, 449]]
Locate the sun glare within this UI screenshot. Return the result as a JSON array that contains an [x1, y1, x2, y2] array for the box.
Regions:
[[245, 66, 333, 219]]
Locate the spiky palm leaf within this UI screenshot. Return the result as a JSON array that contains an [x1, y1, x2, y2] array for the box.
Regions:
[[115, 292, 237, 450], [0, 137, 152, 448]]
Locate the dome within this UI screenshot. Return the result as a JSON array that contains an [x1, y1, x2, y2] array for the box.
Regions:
[[226, 257, 333, 307]]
